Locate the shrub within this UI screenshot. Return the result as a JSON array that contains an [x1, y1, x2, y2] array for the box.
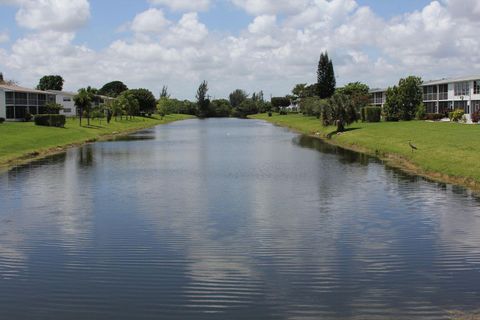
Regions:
[[415, 103, 426, 120], [268, 112, 272, 117], [449, 109, 465, 122], [34, 114, 66, 127], [279, 109, 288, 115], [471, 111, 480, 123], [425, 113, 445, 121], [24, 112, 33, 122], [362, 106, 381, 122], [385, 116, 399, 122], [0, 117, 5, 124]]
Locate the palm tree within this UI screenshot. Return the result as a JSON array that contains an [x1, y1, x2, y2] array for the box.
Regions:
[[321, 93, 359, 132], [73, 88, 93, 126]]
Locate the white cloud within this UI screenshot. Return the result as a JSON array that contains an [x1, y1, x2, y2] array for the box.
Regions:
[[131, 8, 170, 34], [1, 0, 480, 98], [149, 0, 210, 12], [232, 0, 309, 15], [8, 0, 91, 31]]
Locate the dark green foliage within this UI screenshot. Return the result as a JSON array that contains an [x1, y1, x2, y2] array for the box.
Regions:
[[383, 86, 400, 121], [210, 99, 232, 117], [271, 97, 290, 111], [74, 88, 94, 126], [268, 112, 272, 117], [37, 75, 64, 91], [233, 99, 258, 118], [337, 82, 370, 109], [321, 93, 358, 132], [361, 106, 381, 122], [415, 103, 426, 120], [0, 117, 5, 123], [425, 113, 445, 121], [34, 114, 66, 127], [45, 102, 63, 114], [398, 76, 423, 120], [98, 81, 128, 98], [129, 88, 156, 115], [24, 113, 33, 122], [229, 89, 248, 109], [196, 80, 210, 118], [317, 51, 336, 99], [160, 86, 170, 98], [300, 96, 327, 117]]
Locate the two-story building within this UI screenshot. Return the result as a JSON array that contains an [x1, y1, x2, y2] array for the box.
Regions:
[[47, 90, 77, 117], [0, 84, 56, 121], [369, 75, 480, 119]]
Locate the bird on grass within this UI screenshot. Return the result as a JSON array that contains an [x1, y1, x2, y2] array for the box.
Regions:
[[408, 140, 418, 153]]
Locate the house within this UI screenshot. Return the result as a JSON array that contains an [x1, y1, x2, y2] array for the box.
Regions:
[[369, 75, 480, 118], [0, 83, 56, 121]]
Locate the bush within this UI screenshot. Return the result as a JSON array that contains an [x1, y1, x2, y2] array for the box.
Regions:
[[449, 109, 465, 122], [362, 106, 381, 122], [268, 112, 272, 117], [425, 113, 445, 121], [385, 116, 399, 122], [24, 112, 33, 122], [415, 103, 426, 120], [471, 111, 480, 123], [279, 109, 288, 115], [0, 117, 5, 124], [34, 114, 66, 127]]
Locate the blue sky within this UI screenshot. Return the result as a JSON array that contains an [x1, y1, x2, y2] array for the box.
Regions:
[[0, 0, 478, 99]]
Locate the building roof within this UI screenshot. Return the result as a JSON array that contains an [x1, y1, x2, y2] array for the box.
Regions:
[[47, 90, 76, 96], [0, 83, 53, 94], [369, 88, 387, 93], [422, 75, 480, 86]]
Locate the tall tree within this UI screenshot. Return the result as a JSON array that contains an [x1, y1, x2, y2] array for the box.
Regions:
[[229, 89, 248, 109], [383, 86, 400, 121], [98, 81, 128, 98], [37, 75, 64, 91], [129, 88, 156, 115], [397, 76, 423, 120], [317, 52, 336, 99], [118, 91, 140, 119], [337, 82, 370, 110], [196, 80, 210, 118], [321, 93, 358, 132], [160, 86, 170, 98], [73, 88, 94, 126]]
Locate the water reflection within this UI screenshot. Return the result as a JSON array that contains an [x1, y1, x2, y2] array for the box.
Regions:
[[0, 118, 479, 319]]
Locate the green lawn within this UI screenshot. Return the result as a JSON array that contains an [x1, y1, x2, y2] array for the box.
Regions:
[[0, 114, 193, 167], [251, 113, 480, 187]]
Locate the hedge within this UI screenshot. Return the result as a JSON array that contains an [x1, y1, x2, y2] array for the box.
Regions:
[[361, 106, 381, 122], [34, 114, 66, 127], [0, 117, 5, 124]]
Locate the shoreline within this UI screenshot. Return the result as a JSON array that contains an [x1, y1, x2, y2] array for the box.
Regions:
[[250, 114, 480, 192], [0, 115, 193, 173]]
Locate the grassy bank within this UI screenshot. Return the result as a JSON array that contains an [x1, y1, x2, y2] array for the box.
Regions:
[[250, 113, 480, 190], [0, 114, 193, 168]]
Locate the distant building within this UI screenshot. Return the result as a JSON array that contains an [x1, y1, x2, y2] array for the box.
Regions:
[[369, 75, 480, 118], [0, 84, 56, 120]]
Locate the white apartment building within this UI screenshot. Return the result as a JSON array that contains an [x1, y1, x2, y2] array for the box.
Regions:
[[369, 75, 480, 117], [47, 90, 77, 117], [0, 83, 56, 120]]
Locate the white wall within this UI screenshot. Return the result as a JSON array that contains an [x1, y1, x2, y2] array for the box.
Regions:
[[56, 93, 76, 117]]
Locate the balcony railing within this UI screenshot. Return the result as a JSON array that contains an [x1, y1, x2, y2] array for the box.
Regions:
[[438, 92, 448, 100], [423, 93, 438, 101]]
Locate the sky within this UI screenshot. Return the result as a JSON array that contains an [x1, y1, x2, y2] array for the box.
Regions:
[[0, 0, 479, 99]]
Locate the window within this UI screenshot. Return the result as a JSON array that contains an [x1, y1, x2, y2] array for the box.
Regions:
[[423, 86, 437, 101], [5, 92, 14, 104], [6, 106, 14, 119], [438, 84, 448, 100], [63, 108, 72, 113], [63, 97, 72, 102], [474, 81, 480, 95], [454, 82, 469, 96]]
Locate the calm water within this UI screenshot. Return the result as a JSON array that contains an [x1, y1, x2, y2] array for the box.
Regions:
[[1, 118, 480, 319]]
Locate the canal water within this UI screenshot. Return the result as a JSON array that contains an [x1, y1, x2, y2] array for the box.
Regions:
[[0, 118, 479, 319]]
